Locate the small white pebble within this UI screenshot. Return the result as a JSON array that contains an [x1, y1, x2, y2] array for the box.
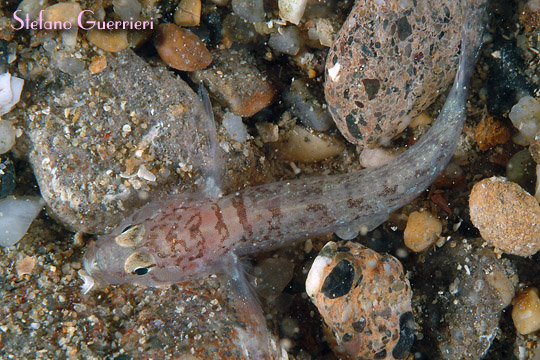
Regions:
[[137, 164, 156, 182], [509, 96, 540, 145]]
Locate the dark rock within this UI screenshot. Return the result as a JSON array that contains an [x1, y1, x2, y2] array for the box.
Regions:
[[486, 37, 535, 116], [412, 237, 517, 359], [0, 154, 15, 199]]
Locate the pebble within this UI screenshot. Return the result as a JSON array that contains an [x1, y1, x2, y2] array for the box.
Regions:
[[474, 116, 511, 151], [272, 125, 344, 163], [403, 210, 442, 252], [0, 120, 16, 154], [408, 112, 433, 129], [282, 79, 334, 131], [86, 29, 129, 53], [88, 55, 107, 74], [469, 177, 540, 256], [42, 2, 81, 24], [512, 287, 540, 335], [519, 0, 540, 31], [174, 0, 201, 27], [43, 2, 81, 46], [325, 0, 464, 147], [16, 0, 47, 20], [0, 155, 15, 199], [268, 26, 302, 55], [113, 0, 141, 21], [231, 0, 265, 23], [18, 50, 218, 234], [222, 13, 258, 45], [306, 241, 415, 360], [15, 255, 35, 277], [412, 238, 517, 359], [252, 257, 295, 300], [154, 24, 212, 72], [509, 96, 540, 145], [506, 149, 536, 192], [278, 0, 307, 25], [222, 112, 250, 142], [255, 122, 279, 143], [0, 196, 44, 247], [191, 48, 276, 117], [305, 17, 337, 48]]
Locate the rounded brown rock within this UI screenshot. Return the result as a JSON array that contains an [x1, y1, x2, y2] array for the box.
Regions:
[[469, 177, 540, 256], [154, 24, 212, 71], [325, 0, 465, 147], [306, 241, 415, 359]]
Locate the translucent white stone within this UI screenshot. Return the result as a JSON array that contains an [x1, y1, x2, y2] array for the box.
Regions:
[[509, 96, 540, 145], [0, 197, 44, 247]]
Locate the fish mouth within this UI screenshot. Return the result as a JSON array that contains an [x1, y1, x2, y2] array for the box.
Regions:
[[82, 240, 100, 278]]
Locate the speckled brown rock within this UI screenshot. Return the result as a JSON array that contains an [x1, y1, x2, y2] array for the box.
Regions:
[[469, 177, 540, 256], [325, 0, 468, 147], [306, 241, 415, 360], [191, 48, 276, 117]]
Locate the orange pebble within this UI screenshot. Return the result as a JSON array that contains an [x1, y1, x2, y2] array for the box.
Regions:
[[154, 24, 212, 72]]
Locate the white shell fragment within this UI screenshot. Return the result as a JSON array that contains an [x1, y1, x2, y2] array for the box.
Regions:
[[279, 0, 307, 25], [0, 196, 44, 247], [0, 73, 24, 116]]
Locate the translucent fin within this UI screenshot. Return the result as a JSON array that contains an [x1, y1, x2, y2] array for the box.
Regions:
[[217, 253, 286, 360], [335, 212, 389, 240], [195, 86, 225, 199]]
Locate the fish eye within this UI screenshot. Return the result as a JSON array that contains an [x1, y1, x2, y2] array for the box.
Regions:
[[133, 267, 149, 275], [124, 252, 156, 275], [115, 224, 146, 247]]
